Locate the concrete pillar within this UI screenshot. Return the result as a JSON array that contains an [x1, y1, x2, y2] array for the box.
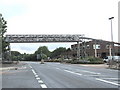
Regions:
[[8, 44, 11, 61], [77, 41, 80, 60], [109, 44, 112, 57], [94, 40, 97, 57]]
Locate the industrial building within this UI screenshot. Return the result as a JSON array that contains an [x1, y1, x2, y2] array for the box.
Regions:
[[71, 40, 120, 59]]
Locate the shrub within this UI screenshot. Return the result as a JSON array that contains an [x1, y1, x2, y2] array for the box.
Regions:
[[87, 57, 104, 64]]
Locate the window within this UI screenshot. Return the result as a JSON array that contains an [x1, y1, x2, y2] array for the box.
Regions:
[[106, 45, 110, 49], [86, 45, 90, 49], [93, 44, 100, 49]]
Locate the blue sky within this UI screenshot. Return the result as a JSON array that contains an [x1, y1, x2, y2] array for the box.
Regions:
[[0, 0, 119, 54]]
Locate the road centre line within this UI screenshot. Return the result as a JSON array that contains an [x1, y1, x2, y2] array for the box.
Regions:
[[64, 70, 82, 76], [96, 78, 120, 86], [35, 75, 39, 77], [38, 80, 44, 84], [30, 65, 47, 88], [40, 84, 47, 88], [36, 77, 40, 80], [32, 69, 36, 74]]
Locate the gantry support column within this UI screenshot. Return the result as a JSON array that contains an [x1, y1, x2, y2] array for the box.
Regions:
[[8, 44, 11, 61], [77, 41, 80, 60], [94, 40, 97, 57]]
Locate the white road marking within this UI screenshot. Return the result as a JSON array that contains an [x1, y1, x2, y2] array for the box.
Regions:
[[36, 77, 40, 80], [56, 68, 60, 70], [96, 78, 120, 86], [81, 70, 101, 75], [35, 75, 39, 77], [32, 69, 37, 74], [83, 74, 106, 76], [38, 80, 43, 83], [64, 70, 82, 76], [29, 65, 33, 69], [102, 78, 119, 80], [40, 84, 47, 88], [30, 65, 48, 88]]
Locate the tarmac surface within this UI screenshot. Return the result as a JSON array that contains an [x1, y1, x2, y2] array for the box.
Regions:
[[1, 61, 119, 89]]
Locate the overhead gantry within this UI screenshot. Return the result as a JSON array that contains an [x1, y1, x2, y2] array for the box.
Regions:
[[5, 34, 119, 60]]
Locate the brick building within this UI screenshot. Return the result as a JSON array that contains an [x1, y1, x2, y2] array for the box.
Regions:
[[71, 40, 120, 59]]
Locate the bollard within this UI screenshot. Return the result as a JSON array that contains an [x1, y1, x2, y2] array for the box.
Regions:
[[41, 59, 44, 64]]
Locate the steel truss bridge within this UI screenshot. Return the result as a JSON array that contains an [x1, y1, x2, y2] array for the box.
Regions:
[[5, 34, 120, 61], [5, 34, 93, 43]]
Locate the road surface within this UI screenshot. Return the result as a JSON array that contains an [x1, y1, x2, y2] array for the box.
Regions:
[[2, 61, 119, 89]]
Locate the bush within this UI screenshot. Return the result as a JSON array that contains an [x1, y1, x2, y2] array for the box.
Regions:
[[87, 57, 104, 64], [45, 59, 61, 62], [64, 57, 104, 64]]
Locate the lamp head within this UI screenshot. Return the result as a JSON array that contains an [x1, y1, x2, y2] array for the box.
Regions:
[[109, 17, 114, 20]]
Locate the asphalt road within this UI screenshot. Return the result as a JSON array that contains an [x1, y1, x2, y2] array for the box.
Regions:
[[2, 61, 119, 88]]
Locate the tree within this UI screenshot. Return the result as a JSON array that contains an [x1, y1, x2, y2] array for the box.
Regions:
[[50, 47, 66, 59], [11, 51, 23, 61], [35, 46, 51, 58], [0, 13, 9, 60]]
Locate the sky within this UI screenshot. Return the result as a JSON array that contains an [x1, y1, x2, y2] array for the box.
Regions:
[[0, 0, 119, 54]]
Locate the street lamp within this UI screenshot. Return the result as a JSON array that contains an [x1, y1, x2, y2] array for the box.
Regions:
[[108, 17, 114, 67], [108, 17, 114, 57], [109, 17, 114, 42]]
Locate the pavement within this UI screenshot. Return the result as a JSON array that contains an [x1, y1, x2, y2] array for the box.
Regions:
[[1, 61, 120, 88]]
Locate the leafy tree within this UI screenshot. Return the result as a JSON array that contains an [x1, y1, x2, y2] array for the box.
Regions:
[[50, 47, 66, 59], [11, 51, 21, 56], [0, 13, 9, 60], [11, 51, 22, 61], [35, 46, 51, 58]]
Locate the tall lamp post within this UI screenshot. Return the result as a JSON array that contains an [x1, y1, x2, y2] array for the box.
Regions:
[[109, 17, 114, 67], [109, 17, 114, 56]]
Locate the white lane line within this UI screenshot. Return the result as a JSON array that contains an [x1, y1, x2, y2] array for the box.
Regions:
[[56, 68, 60, 70], [40, 84, 47, 88], [29, 65, 33, 69], [83, 74, 106, 76], [36, 77, 41, 80], [35, 75, 39, 78], [38, 80, 44, 84], [32, 69, 37, 75], [30, 66, 47, 88], [102, 78, 119, 80], [96, 78, 120, 86], [81, 70, 101, 75], [64, 70, 82, 76]]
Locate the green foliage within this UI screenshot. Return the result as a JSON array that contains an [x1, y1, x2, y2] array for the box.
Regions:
[[50, 47, 66, 58], [46, 59, 61, 62], [87, 57, 104, 64], [63, 56, 104, 64], [11, 51, 22, 61], [35, 46, 51, 57], [0, 13, 9, 60], [11, 51, 21, 56], [23, 53, 36, 61]]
